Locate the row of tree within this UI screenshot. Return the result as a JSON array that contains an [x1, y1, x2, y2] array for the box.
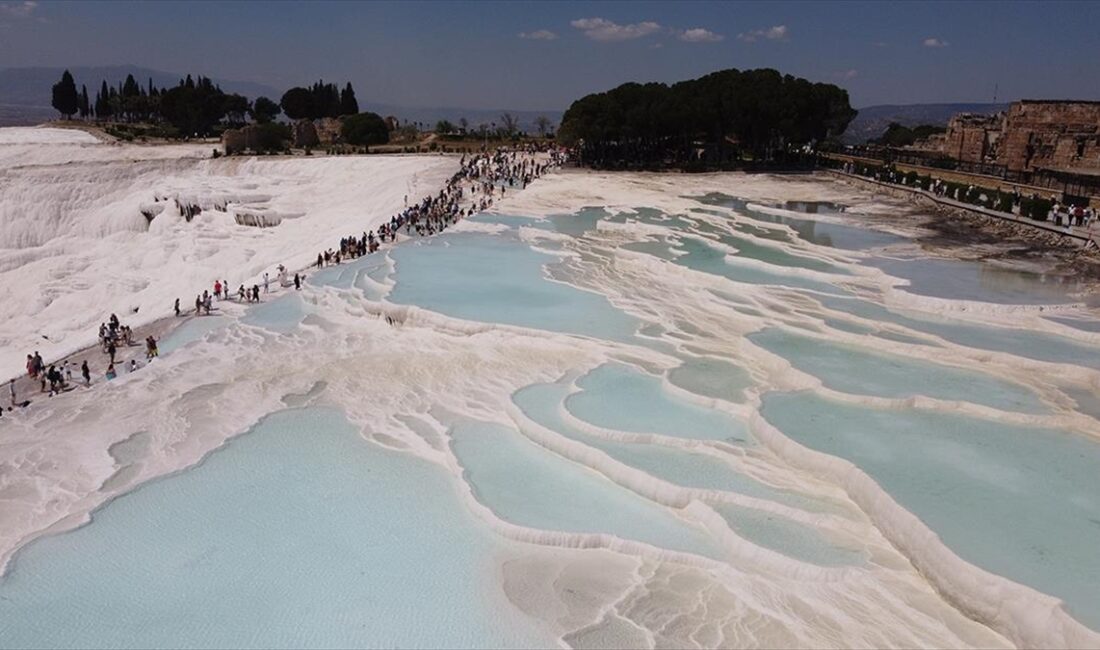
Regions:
[[51, 69, 286, 136], [279, 81, 358, 120], [50, 70, 366, 138], [869, 122, 947, 147], [432, 114, 555, 139], [558, 68, 856, 169]]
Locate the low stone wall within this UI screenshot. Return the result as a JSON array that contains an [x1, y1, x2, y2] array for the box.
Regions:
[[826, 170, 1093, 247], [825, 153, 1069, 201]]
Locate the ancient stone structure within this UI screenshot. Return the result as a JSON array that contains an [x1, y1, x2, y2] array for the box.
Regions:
[[221, 125, 265, 155], [314, 117, 342, 145], [292, 119, 320, 148], [925, 101, 1100, 173], [997, 100, 1100, 172], [942, 113, 1002, 164], [222, 128, 246, 155]]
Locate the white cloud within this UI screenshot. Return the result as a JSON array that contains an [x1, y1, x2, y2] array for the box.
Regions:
[[571, 17, 661, 42], [518, 29, 558, 41], [737, 24, 788, 43], [0, 0, 37, 18], [840, 69, 858, 79], [923, 37, 949, 48], [678, 27, 724, 43]]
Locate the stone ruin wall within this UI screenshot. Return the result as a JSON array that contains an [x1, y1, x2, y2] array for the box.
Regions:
[[995, 101, 1100, 172], [921, 102, 1100, 173]]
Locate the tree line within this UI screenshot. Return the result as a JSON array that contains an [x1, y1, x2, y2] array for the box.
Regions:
[[869, 122, 946, 147], [557, 68, 857, 170], [50, 69, 372, 139]]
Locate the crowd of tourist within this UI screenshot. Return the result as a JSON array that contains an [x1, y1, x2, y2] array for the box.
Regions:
[[313, 148, 566, 268]]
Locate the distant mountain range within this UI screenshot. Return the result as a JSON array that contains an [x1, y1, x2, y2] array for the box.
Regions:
[[842, 102, 1009, 144], [0, 65, 563, 132]]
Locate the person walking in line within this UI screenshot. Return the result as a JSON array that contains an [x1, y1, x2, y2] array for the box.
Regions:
[[264, 272, 270, 294], [174, 297, 181, 317], [9, 378, 15, 406], [107, 340, 116, 364], [81, 360, 90, 386], [294, 273, 301, 290]]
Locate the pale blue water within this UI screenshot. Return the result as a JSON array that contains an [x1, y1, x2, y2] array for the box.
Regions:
[[817, 295, 1100, 368], [565, 363, 748, 442], [711, 503, 865, 567], [157, 316, 228, 356], [670, 235, 849, 296], [9, 189, 1100, 643], [241, 293, 310, 333], [451, 420, 725, 560], [0, 408, 553, 648], [760, 392, 1100, 631], [692, 192, 904, 250], [513, 382, 837, 515], [749, 328, 1049, 413], [1044, 315, 1100, 333], [388, 232, 638, 341], [667, 356, 753, 403], [869, 257, 1085, 305]]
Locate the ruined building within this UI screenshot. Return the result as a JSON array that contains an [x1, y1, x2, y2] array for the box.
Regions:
[[927, 100, 1100, 174], [997, 100, 1100, 173], [940, 113, 1003, 164]]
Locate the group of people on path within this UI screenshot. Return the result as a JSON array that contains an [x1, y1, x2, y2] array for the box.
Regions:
[[314, 148, 566, 269]]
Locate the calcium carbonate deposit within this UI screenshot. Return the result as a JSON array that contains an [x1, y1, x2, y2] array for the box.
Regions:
[[2, 127, 1099, 649]]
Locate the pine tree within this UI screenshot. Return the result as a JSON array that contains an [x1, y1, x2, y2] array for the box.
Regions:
[[51, 70, 79, 119], [340, 82, 359, 116]]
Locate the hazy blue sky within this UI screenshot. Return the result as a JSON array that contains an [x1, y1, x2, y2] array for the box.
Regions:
[[2, 0, 1098, 110]]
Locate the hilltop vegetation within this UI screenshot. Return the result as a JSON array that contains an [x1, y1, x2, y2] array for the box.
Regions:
[[558, 68, 855, 170]]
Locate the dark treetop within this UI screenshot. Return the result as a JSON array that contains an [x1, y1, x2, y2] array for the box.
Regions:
[[558, 68, 856, 171]]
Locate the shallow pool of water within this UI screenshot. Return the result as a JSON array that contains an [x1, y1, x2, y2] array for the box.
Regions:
[[388, 232, 638, 341], [749, 328, 1049, 413], [0, 408, 553, 648], [451, 419, 726, 561], [761, 391, 1100, 631], [566, 363, 749, 442]]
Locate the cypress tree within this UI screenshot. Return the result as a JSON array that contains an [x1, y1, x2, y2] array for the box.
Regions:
[[51, 69, 79, 119], [79, 85, 90, 119], [122, 74, 140, 98], [96, 80, 113, 119], [340, 83, 359, 116]]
